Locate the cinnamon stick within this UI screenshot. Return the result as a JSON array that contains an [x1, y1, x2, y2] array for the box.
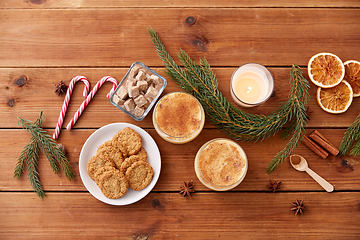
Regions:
[[301, 135, 329, 159], [309, 130, 339, 156]]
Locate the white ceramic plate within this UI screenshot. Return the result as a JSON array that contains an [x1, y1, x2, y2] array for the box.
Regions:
[[79, 123, 161, 205]]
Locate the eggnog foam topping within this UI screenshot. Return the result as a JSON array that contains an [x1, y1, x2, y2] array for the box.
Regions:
[[155, 92, 202, 138], [199, 140, 246, 186]]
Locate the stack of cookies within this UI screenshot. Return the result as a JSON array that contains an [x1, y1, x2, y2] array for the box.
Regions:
[[86, 127, 154, 199]]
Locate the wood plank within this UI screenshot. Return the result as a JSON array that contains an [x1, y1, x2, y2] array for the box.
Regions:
[[0, 192, 359, 239], [1, 67, 360, 129], [0, 9, 359, 67], [2, 129, 359, 192], [1, 0, 360, 9]]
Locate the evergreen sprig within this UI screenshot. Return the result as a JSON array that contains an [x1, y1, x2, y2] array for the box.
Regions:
[[25, 138, 45, 198], [14, 113, 43, 180], [15, 111, 74, 198], [148, 27, 309, 173], [339, 113, 360, 156]]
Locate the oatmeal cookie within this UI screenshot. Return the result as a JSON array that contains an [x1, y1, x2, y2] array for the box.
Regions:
[[96, 170, 129, 199], [125, 161, 154, 191], [86, 155, 115, 180], [97, 139, 127, 158], [112, 127, 142, 156], [96, 146, 124, 169], [94, 166, 116, 181], [120, 155, 145, 174], [133, 147, 147, 162]]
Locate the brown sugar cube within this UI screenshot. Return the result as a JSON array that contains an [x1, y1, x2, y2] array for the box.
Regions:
[[137, 80, 148, 92], [112, 94, 120, 104], [128, 85, 140, 99], [124, 98, 136, 112], [144, 86, 159, 102], [117, 99, 125, 106], [150, 75, 163, 91], [150, 75, 162, 85], [116, 86, 128, 100], [126, 78, 136, 89], [143, 100, 150, 109], [129, 65, 141, 78], [144, 74, 152, 84], [134, 94, 148, 107], [133, 106, 145, 117], [112, 94, 125, 106], [136, 70, 147, 81], [154, 84, 162, 91]]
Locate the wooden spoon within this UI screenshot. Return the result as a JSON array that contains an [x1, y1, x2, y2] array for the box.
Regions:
[[290, 155, 334, 192]]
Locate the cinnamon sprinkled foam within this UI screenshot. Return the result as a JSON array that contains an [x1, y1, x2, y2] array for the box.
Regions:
[[153, 92, 205, 144]]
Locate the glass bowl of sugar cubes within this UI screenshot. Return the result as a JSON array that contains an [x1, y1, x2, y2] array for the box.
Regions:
[[110, 62, 167, 121]]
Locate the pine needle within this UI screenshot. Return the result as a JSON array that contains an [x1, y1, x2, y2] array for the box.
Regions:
[[148, 27, 309, 173]]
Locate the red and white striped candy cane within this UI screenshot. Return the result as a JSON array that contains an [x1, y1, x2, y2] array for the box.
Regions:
[[53, 76, 90, 139], [66, 76, 118, 130]]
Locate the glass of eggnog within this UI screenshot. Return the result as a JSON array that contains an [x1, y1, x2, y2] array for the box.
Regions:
[[153, 92, 205, 144], [195, 138, 248, 191], [230, 63, 274, 108]]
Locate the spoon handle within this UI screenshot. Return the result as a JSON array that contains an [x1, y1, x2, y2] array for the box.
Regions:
[[305, 168, 334, 192]]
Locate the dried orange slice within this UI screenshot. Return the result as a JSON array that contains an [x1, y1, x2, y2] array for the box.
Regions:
[[317, 80, 353, 114], [308, 53, 345, 88], [344, 60, 360, 97]]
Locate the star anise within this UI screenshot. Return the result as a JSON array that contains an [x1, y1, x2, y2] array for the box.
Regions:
[[55, 80, 68, 96], [179, 180, 195, 197], [291, 199, 305, 215], [267, 179, 281, 193]]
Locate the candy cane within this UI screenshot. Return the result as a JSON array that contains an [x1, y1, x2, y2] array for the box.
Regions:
[[53, 76, 90, 139], [66, 76, 118, 130]]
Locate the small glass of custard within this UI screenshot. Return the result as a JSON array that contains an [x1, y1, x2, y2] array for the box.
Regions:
[[195, 138, 248, 191], [152, 92, 205, 144]]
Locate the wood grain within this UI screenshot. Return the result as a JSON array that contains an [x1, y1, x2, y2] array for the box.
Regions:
[[1, 0, 360, 9], [2, 128, 359, 192], [0, 9, 359, 67], [1, 3, 360, 239], [0, 192, 359, 239], [1, 67, 360, 129]]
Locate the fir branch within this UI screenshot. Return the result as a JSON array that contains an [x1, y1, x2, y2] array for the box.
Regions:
[[148, 27, 309, 173], [14, 140, 33, 179], [280, 120, 297, 140], [25, 138, 46, 198], [264, 65, 309, 172], [148, 27, 197, 94], [18, 114, 60, 174], [14, 135, 45, 198], [15, 112, 74, 199], [14, 150, 26, 179], [349, 139, 360, 157], [14, 112, 44, 179], [18, 114, 74, 180], [339, 113, 360, 156]]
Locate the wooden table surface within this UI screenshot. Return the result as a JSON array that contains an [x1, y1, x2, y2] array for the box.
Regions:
[[1, 1, 360, 239]]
